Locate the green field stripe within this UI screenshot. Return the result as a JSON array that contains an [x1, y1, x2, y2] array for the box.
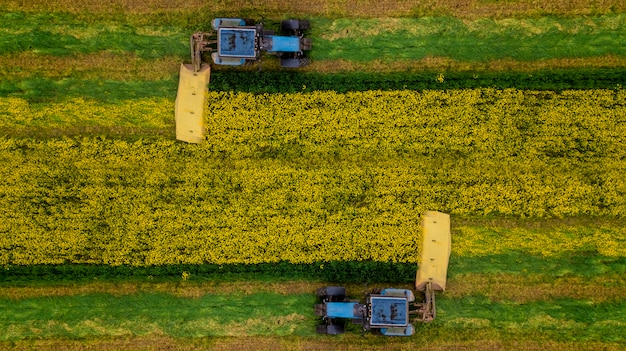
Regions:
[[2, 338, 625, 351], [0, 12, 188, 58], [0, 292, 624, 342], [0, 28, 187, 59], [0, 78, 178, 102], [3, 0, 625, 20], [445, 273, 626, 303], [435, 296, 626, 343], [1, 254, 625, 284], [0, 292, 316, 340], [450, 254, 626, 277], [2, 69, 624, 104], [1, 273, 624, 303], [0, 53, 181, 82], [310, 16, 626, 63], [2, 51, 625, 84], [1, 12, 623, 62]]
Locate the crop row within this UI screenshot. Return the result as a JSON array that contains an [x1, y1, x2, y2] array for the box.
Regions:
[[4, 89, 624, 157], [0, 97, 172, 128], [1, 138, 625, 266], [204, 89, 626, 160], [1, 88, 625, 266]]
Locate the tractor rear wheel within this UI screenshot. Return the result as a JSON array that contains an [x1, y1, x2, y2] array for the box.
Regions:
[[316, 324, 345, 335], [281, 19, 310, 32], [280, 57, 310, 68], [316, 286, 346, 300], [316, 286, 346, 297]]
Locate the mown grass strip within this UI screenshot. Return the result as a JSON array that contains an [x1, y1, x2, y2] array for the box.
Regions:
[[0, 12, 188, 58], [3, 337, 624, 351], [0, 78, 177, 103], [445, 273, 626, 303], [0, 53, 179, 81], [310, 16, 626, 62], [301, 55, 626, 74], [3, 0, 624, 19], [450, 253, 626, 277], [1, 273, 624, 303], [2, 12, 623, 63], [0, 280, 334, 300], [3, 52, 625, 81], [0, 292, 315, 340], [0, 292, 624, 342]]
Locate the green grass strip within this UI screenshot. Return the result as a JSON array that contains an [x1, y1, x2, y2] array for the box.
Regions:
[[0, 78, 177, 103], [450, 253, 626, 277], [435, 297, 626, 343], [0, 292, 315, 339], [2, 0, 625, 20], [0, 292, 624, 342], [0, 262, 418, 285], [310, 16, 626, 62], [1, 12, 623, 62], [208, 69, 626, 93], [2, 254, 624, 284], [0, 12, 188, 58], [1, 69, 624, 104]]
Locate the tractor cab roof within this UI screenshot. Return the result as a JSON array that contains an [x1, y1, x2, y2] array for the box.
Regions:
[[217, 27, 258, 58]]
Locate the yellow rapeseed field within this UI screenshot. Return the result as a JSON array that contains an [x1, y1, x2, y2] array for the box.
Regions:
[[1, 88, 624, 266]]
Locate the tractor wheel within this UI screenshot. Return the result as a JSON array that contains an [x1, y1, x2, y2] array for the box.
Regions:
[[280, 57, 310, 68], [316, 324, 345, 335], [281, 19, 310, 32], [327, 324, 345, 335], [316, 286, 346, 299], [371, 328, 383, 336]]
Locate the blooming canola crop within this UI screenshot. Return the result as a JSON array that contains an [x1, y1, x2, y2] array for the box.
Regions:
[[0, 88, 624, 266]]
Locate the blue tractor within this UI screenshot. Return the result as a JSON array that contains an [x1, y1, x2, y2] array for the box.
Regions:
[[175, 18, 311, 143], [315, 211, 452, 336], [190, 18, 311, 71], [315, 287, 418, 336]]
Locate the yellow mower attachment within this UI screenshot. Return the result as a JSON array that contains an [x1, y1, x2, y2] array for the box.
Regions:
[[414, 211, 451, 322], [416, 211, 451, 291], [175, 63, 211, 144]]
